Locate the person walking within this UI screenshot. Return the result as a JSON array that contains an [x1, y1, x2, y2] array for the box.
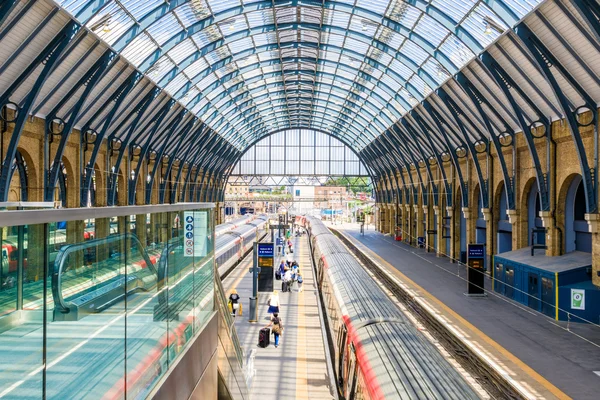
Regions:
[[228, 289, 241, 318], [267, 290, 280, 317], [265, 313, 283, 348], [287, 239, 293, 254], [283, 269, 293, 292], [297, 273, 304, 293]]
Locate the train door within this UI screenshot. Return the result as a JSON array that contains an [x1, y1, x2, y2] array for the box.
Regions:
[[337, 325, 347, 389]]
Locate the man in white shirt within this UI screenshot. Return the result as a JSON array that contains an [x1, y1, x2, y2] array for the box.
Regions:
[[283, 269, 293, 292]]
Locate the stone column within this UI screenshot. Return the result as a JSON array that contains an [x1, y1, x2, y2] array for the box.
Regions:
[[446, 206, 455, 260], [434, 206, 445, 256], [462, 207, 475, 245], [586, 214, 600, 287], [414, 204, 424, 247], [539, 211, 559, 256], [507, 210, 519, 251], [482, 208, 493, 273], [405, 204, 412, 244]]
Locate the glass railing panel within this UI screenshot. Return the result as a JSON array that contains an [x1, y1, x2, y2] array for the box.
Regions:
[[0, 223, 44, 399], [0, 205, 215, 399]]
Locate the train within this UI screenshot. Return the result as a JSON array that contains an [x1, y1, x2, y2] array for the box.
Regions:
[[300, 216, 481, 400], [101, 215, 269, 399]]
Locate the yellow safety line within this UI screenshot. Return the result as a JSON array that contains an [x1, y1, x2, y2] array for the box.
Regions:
[[342, 229, 571, 400], [295, 237, 309, 399]]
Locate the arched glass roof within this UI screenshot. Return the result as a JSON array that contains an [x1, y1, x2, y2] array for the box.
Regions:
[[56, 0, 542, 151]]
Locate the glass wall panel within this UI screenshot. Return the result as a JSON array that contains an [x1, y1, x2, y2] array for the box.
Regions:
[[0, 206, 215, 399]]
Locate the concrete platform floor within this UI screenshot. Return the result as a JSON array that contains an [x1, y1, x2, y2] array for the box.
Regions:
[[222, 235, 336, 400], [336, 222, 600, 400]]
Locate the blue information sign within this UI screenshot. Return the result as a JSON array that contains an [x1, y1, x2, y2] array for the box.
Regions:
[[467, 244, 485, 259], [257, 243, 274, 258]]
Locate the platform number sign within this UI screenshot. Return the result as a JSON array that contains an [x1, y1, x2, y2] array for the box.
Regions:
[[183, 211, 209, 257], [571, 289, 585, 310]]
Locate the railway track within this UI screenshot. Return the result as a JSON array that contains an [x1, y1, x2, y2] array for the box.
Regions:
[[330, 228, 523, 400]]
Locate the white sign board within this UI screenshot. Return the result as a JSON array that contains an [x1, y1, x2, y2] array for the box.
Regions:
[[184, 211, 209, 257], [570, 288, 585, 310]]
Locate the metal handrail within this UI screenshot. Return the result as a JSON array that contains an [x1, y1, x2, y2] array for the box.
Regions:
[[52, 233, 156, 315]]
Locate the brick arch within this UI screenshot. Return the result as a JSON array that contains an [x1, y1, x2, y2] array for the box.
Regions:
[[557, 173, 584, 253], [15, 146, 37, 200], [60, 156, 76, 207]]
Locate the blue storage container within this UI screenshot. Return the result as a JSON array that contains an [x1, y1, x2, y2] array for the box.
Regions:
[[493, 248, 592, 321]]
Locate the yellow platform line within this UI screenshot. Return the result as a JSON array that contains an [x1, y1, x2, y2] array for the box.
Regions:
[[341, 230, 570, 400], [295, 237, 309, 399]]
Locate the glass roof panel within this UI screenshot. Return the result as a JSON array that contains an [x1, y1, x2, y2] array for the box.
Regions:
[[59, 0, 543, 151]]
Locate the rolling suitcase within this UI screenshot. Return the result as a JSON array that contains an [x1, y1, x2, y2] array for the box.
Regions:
[[282, 280, 288, 292], [275, 271, 281, 280], [259, 328, 270, 348]]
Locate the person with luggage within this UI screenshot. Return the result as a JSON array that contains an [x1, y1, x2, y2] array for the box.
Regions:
[[297, 273, 304, 292], [276, 259, 285, 280], [287, 239, 293, 254], [283, 269, 293, 292], [228, 289, 241, 318], [267, 290, 280, 317], [264, 313, 283, 348]]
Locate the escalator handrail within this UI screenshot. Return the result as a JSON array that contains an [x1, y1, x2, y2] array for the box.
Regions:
[[52, 233, 157, 315]]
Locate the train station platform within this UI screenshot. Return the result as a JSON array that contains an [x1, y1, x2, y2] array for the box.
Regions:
[[222, 235, 335, 400], [335, 223, 600, 400]]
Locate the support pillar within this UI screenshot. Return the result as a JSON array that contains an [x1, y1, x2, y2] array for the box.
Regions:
[[482, 208, 493, 273], [414, 204, 424, 247], [585, 214, 600, 287], [434, 206, 444, 256], [539, 211, 559, 256], [462, 207, 475, 245], [507, 209, 519, 251], [446, 206, 454, 259], [404, 204, 412, 244]]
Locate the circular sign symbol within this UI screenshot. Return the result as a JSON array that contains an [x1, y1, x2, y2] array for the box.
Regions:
[[185, 232, 193, 239], [574, 293, 583, 301], [186, 224, 194, 231], [186, 216, 194, 223], [185, 248, 193, 255], [186, 240, 193, 247]]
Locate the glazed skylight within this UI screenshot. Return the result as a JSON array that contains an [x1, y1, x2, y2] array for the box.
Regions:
[[55, 0, 542, 150]]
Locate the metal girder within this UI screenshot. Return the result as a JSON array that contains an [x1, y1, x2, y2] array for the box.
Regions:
[[80, 72, 140, 206], [45, 50, 115, 202], [436, 88, 490, 208], [145, 110, 188, 204], [107, 87, 161, 205], [0, 0, 35, 41], [411, 112, 452, 207], [569, 0, 600, 44], [480, 51, 550, 211], [400, 119, 440, 206], [390, 124, 429, 206], [128, 99, 176, 205], [0, 20, 79, 202], [422, 100, 469, 208], [158, 121, 204, 204], [455, 72, 516, 210], [516, 23, 598, 213]]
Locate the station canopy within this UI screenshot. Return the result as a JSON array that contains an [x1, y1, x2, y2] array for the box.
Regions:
[[54, 0, 540, 152], [5, 0, 599, 184]]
